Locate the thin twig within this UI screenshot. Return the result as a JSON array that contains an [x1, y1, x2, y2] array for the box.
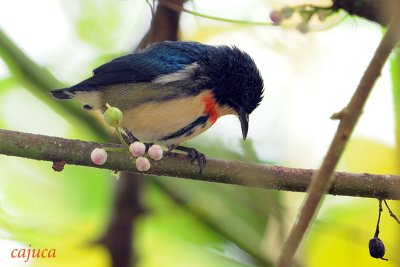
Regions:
[[159, 0, 273, 26], [1, 128, 400, 200], [383, 200, 400, 224], [276, 15, 400, 267], [135, 0, 185, 51], [374, 199, 383, 238], [372, 199, 388, 261], [145, 0, 155, 17], [114, 127, 130, 149]]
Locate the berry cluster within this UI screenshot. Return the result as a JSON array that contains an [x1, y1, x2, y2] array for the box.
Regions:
[[269, 5, 334, 33], [90, 104, 164, 172]]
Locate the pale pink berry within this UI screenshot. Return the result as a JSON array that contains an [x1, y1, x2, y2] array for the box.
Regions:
[[136, 157, 151, 172], [269, 10, 283, 25], [148, 145, 163, 161], [91, 148, 107, 165], [129, 141, 146, 157]]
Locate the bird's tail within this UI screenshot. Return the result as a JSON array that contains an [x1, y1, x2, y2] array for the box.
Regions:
[[49, 88, 76, 100]]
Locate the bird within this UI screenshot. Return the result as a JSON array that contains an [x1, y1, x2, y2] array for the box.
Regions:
[[49, 41, 264, 172]]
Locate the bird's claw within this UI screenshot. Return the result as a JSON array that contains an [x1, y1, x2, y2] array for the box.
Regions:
[[123, 128, 139, 143], [186, 149, 206, 173], [144, 142, 154, 152], [123, 129, 153, 150]]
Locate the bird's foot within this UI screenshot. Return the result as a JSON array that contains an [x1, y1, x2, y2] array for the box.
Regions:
[[144, 142, 154, 151], [124, 128, 142, 148], [122, 129, 156, 153], [123, 128, 139, 143], [171, 146, 206, 173]]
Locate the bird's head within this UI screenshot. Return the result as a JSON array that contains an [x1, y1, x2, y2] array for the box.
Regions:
[[198, 45, 264, 140]]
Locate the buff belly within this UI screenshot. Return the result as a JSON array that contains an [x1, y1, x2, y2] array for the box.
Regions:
[[121, 94, 214, 146], [74, 88, 234, 146]]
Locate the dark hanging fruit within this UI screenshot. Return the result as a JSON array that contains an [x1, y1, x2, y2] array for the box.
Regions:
[[369, 237, 387, 260]]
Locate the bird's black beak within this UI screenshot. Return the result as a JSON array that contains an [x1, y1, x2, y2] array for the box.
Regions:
[[238, 108, 249, 140]]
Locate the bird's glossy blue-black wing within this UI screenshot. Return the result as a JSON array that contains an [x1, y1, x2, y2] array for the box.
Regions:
[[70, 41, 210, 91]]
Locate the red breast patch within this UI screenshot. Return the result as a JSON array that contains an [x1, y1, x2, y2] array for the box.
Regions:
[[202, 93, 218, 124]]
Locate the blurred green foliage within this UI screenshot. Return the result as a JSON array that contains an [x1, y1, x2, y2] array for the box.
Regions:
[[75, 0, 121, 51], [391, 48, 400, 166]]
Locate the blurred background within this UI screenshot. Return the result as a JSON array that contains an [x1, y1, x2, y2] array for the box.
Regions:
[[0, 0, 399, 266]]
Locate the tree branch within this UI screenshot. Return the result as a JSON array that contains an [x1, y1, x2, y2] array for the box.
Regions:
[[276, 15, 400, 267], [332, 0, 395, 26], [135, 0, 185, 51], [1, 128, 399, 200]]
